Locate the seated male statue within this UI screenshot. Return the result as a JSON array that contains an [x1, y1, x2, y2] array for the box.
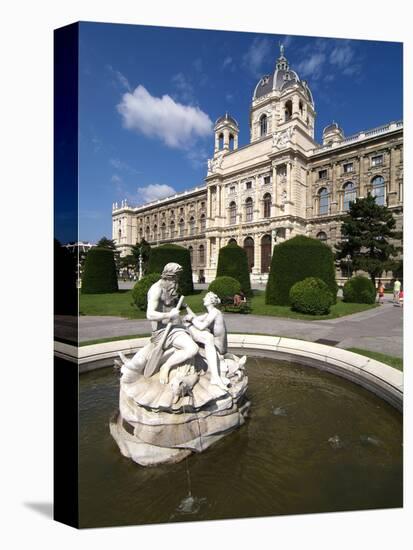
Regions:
[[146, 262, 198, 384]]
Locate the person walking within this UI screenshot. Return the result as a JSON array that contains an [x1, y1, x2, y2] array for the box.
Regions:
[[393, 278, 401, 304], [377, 280, 385, 304]]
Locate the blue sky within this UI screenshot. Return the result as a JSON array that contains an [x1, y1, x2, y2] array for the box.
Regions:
[[78, 22, 402, 243]]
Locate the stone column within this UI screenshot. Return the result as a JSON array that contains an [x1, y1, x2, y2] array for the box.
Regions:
[[223, 129, 230, 150], [254, 175, 260, 220], [214, 133, 219, 152], [234, 134, 238, 150], [272, 163, 277, 216]]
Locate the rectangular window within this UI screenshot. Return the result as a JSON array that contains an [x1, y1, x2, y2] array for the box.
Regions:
[[229, 186, 235, 194], [371, 155, 383, 166], [318, 169, 327, 179], [263, 176, 271, 185], [343, 163, 353, 173], [245, 181, 252, 190]]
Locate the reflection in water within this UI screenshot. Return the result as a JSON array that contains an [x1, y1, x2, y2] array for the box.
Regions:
[[79, 358, 402, 528]]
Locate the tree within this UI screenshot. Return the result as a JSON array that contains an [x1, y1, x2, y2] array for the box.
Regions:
[[335, 195, 402, 285], [266, 236, 337, 306], [131, 238, 151, 273], [96, 236, 117, 250], [216, 242, 252, 297], [82, 247, 118, 294]]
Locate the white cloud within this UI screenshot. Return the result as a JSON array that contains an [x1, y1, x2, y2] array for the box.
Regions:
[[106, 65, 131, 91], [329, 43, 354, 68], [111, 174, 122, 184], [109, 158, 140, 175], [296, 53, 326, 80], [171, 72, 195, 103], [117, 85, 212, 149], [243, 38, 272, 77], [136, 183, 176, 204]]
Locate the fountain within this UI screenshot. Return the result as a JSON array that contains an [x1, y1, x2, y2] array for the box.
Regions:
[[109, 262, 250, 466]]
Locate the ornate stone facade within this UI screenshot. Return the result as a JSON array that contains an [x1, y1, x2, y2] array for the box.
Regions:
[[112, 47, 403, 284]]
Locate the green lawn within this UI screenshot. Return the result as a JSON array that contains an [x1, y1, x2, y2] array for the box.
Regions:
[[345, 347, 403, 371], [80, 289, 376, 321]]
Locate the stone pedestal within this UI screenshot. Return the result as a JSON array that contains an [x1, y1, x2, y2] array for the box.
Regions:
[[110, 352, 250, 466]]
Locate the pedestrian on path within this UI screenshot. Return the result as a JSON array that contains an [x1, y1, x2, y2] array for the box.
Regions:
[[399, 289, 404, 308], [377, 280, 385, 304], [393, 278, 401, 304]]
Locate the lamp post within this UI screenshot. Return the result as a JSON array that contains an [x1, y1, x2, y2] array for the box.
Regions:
[[345, 254, 352, 280], [138, 253, 143, 281]]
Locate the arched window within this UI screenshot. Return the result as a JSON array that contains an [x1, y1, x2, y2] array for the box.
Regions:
[[261, 234, 272, 273], [263, 193, 271, 218], [200, 213, 206, 232], [318, 187, 329, 215], [260, 114, 268, 136], [189, 216, 195, 235], [170, 220, 175, 238], [188, 246, 193, 264], [199, 244, 205, 265], [284, 100, 292, 121], [243, 237, 254, 272], [145, 225, 150, 239], [299, 100, 304, 116], [371, 175, 385, 206], [161, 223, 166, 239], [229, 201, 237, 225], [245, 197, 253, 222], [343, 181, 356, 211], [118, 229, 122, 241], [229, 133, 234, 150], [179, 218, 185, 237], [153, 224, 157, 239], [218, 133, 224, 150], [138, 228, 143, 239], [228, 238, 237, 245], [316, 231, 328, 242]]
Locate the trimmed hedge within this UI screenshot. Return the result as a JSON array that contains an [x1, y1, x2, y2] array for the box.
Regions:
[[266, 236, 337, 306], [131, 273, 161, 311], [147, 244, 194, 295], [343, 275, 376, 304], [289, 277, 334, 315], [216, 242, 252, 297], [81, 247, 118, 294], [208, 276, 241, 301]]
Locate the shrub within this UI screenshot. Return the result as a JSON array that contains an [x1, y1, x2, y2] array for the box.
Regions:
[[208, 276, 241, 301], [216, 242, 252, 296], [289, 277, 334, 315], [147, 244, 194, 295], [343, 275, 376, 304], [266, 236, 337, 306], [81, 247, 118, 294], [131, 273, 161, 311]]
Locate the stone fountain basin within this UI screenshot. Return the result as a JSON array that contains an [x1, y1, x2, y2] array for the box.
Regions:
[[56, 334, 403, 411]]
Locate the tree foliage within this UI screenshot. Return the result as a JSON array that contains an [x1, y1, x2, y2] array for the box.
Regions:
[[96, 236, 117, 250], [342, 275, 376, 304], [147, 244, 194, 295], [289, 277, 334, 315], [81, 247, 119, 294], [208, 276, 241, 301], [266, 235, 337, 305], [216, 242, 252, 297], [335, 195, 402, 284], [131, 238, 151, 273], [131, 273, 161, 311]]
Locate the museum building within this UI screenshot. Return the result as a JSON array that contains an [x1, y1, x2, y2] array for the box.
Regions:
[[112, 46, 403, 283]]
